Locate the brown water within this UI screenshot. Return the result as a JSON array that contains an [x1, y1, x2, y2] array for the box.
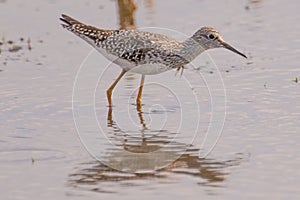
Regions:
[[1, 0, 300, 199]]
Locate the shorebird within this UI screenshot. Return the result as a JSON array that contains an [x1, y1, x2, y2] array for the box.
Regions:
[[60, 14, 246, 108]]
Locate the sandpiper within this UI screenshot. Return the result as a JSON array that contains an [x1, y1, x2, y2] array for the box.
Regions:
[[60, 14, 246, 107]]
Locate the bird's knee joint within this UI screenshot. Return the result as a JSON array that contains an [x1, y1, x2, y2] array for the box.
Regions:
[[106, 90, 112, 96]]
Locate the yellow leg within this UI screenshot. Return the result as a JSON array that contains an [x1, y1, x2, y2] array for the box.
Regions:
[[107, 106, 113, 127], [106, 70, 126, 107], [136, 75, 145, 109]]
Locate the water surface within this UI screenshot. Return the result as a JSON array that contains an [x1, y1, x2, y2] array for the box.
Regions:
[[1, 0, 300, 199]]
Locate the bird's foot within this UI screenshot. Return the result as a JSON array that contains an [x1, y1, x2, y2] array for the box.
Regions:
[[175, 66, 185, 77]]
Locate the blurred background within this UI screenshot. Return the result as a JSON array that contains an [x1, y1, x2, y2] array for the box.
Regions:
[[0, 0, 300, 199]]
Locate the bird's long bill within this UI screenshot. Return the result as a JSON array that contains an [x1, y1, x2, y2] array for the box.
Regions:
[[221, 41, 247, 58]]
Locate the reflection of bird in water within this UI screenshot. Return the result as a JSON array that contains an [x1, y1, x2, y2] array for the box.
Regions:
[[68, 150, 244, 192], [105, 105, 244, 172], [70, 106, 244, 189], [60, 14, 246, 108], [68, 98, 245, 192]]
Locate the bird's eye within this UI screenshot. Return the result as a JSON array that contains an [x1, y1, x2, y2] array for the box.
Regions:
[[208, 34, 215, 40]]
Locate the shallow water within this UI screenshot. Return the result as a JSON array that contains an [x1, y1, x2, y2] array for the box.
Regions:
[[1, 0, 300, 199]]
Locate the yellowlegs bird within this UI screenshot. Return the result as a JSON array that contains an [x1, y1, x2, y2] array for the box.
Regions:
[[60, 14, 246, 107]]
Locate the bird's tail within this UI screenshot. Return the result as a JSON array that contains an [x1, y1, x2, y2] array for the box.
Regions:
[[60, 14, 82, 28], [60, 14, 101, 33], [60, 14, 118, 46], [60, 14, 104, 42]]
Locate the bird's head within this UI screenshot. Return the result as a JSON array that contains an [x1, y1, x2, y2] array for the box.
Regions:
[[192, 26, 247, 58]]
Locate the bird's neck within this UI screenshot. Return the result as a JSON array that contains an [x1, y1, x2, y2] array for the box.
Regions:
[[177, 37, 208, 63]]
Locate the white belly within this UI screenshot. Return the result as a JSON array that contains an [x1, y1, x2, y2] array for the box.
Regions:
[[96, 47, 172, 75], [128, 63, 171, 75]]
